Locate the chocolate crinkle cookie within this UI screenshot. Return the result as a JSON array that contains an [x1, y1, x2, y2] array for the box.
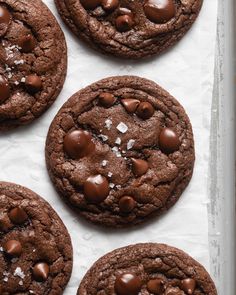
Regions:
[[54, 0, 203, 59], [0, 0, 67, 131], [0, 182, 73, 295], [77, 243, 217, 295], [46, 76, 195, 228]]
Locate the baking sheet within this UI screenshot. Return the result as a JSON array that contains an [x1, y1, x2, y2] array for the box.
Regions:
[[0, 0, 218, 293]]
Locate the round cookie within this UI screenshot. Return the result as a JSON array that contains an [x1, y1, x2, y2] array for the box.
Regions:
[[0, 182, 73, 294], [46, 76, 195, 228], [0, 0, 67, 131], [77, 243, 217, 295], [54, 0, 203, 59]]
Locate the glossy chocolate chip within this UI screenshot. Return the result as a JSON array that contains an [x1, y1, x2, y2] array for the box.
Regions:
[[80, 0, 101, 10], [147, 279, 165, 294], [131, 158, 149, 177], [119, 196, 136, 213], [33, 262, 49, 281], [64, 130, 95, 159], [116, 15, 134, 32], [18, 34, 35, 53], [159, 127, 180, 154], [180, 278, 196, 294], [115, 273, 142, 295], [136, 102, 154, 119], [25, 74, 42, 94], [101, 0, 119, 11], [121, 99, 140, 113], [0, 6, 11, 36], [98, 92, 116, 107], [8, 207, 28, 224], [144, 0, 175, 24], [4, 240, 22, 257], [0, 75, 10, 103], [84, 174, 109, 204]]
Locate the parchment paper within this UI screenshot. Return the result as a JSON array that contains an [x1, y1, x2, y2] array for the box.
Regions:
[[0, 0, 218, 293]]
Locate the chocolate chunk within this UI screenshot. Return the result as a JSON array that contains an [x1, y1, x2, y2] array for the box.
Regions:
[[136, 102, 154, 119], [80, 0, 101, 10], [180, 278, 196, 294], [159, 127, 180, 154], [18, 34, 35, 53], [98, 92, 116, 107], [0, 6, 11, 36], [121, 99, 140, 113], [119, 196, 136, 213], [101, 0, 119, 11], [115, 15, 134, 32], [64, 130, 95, 159], [25, 74, 42, 94], [144, 0, 176, 24], [4, 240, 22, 257], [33, 262, 50, 281], [84, 174, 109, 204], [147, 279, 165, 294], [115, 273, 142, 295], [8, 207, 28, 224], [131, 158, 149, 177], [0, 75, 10, 103]]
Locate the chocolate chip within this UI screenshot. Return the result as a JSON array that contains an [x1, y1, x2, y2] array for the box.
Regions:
[[33, 262, 49, 281], [98, 92, 116, 107], [147, 279, 165, 294], [0, 75, 10, 103], [115, 273, 142, 295], [64, 130, 95, 159], [0, 6, 11, 36], [18, 34, 35, 53], [131, 158, 149, 177], [8, 207, 28, 224], [144, 0, 176, 24], [136, 102, 154, 119], [121, 99, 140, 113], [84, 174, 109, 204], [101, 0, 119, 11], [180, 278, 196, 294], [115, 15, 134, 32], [159, 127, 180, 154], [119, 196, 136, 213], [25, 74, 42, 94], [80, 0, 101, 10], [4, 240, 22, 257]]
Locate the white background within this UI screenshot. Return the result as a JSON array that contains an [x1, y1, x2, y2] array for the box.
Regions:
[[0, 0, 218, 293]]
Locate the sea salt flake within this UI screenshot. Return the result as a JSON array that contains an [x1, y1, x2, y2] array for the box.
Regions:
[[109, 183, 115, 188], [19, 280, 23, 286], [127, 139, 135, 150], [98, 134, 108, 141], [105, 119, 112, 130], [21, 77, 26, 83], [14, 59, 24, 65], [101, 160, 107, 167], [3, 277, 8, 282], [14, 267, 25, 279], [115, 137, 121, 145], [116, 122, 128, 133], [108, 172, 113, 177], [0, 247, 3, 252]]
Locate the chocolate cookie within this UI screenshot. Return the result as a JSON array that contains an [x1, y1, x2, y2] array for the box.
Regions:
[[46, 76, 195, 228], [77, 243, 217, 295], [54, 0, 203, 59], [0, 182, 73, 294], [0, 0, 67, 131]]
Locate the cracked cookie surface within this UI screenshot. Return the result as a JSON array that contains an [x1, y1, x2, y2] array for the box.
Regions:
[[54, 0, 203, 59], [0, 182, 73, 295], [46, 76, 195, 228], [0, 0, 67, 131], [77, 243, 217, 295]]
